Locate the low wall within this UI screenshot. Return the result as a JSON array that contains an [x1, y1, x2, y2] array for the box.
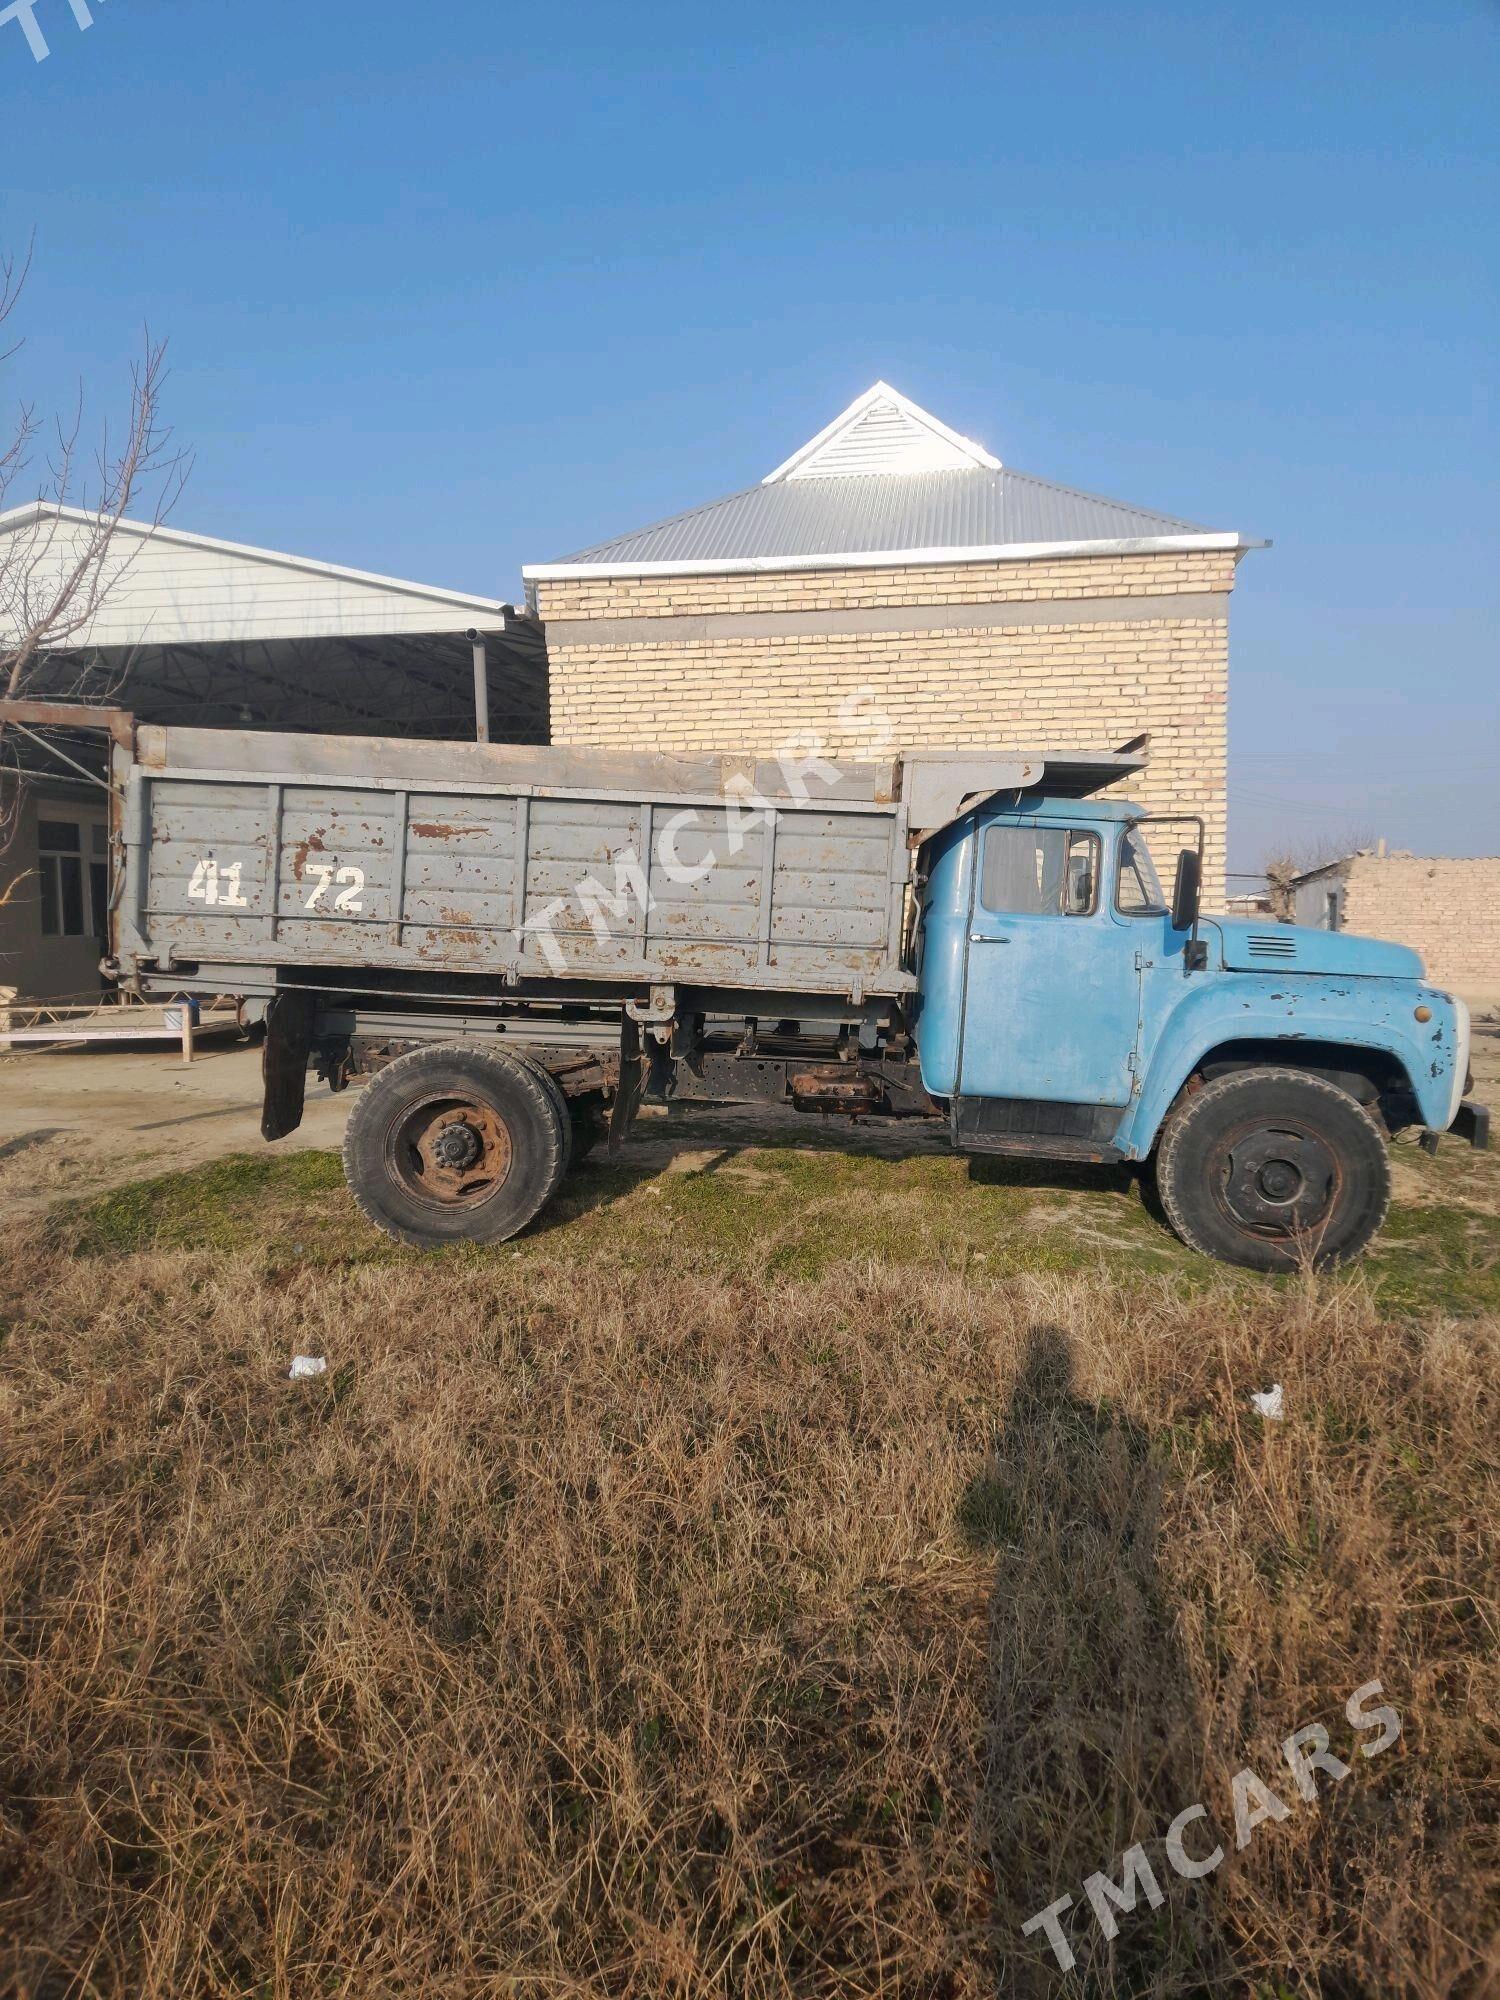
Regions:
[[1330, 854, 1500, 1006]]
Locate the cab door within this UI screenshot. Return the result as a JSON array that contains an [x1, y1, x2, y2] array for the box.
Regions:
[[955, 817, 1140, 1115]]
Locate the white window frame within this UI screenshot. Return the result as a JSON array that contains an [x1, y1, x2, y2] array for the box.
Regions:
[[35, 811, 109, 940]]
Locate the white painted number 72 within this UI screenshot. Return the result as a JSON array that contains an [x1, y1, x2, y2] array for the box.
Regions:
[[304, 864, 366, 913]]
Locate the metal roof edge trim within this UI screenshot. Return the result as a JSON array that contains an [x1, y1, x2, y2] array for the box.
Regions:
[[523, 532, 1267, 581]]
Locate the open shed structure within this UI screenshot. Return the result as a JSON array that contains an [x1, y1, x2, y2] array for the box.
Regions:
[[0, 504, 546, 1004]]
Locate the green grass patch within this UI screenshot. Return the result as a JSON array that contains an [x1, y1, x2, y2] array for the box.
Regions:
[[58, 1111, 1499, 1316], [1365, 1199, 1500, 1315], [68, 1149, 348, 1257]]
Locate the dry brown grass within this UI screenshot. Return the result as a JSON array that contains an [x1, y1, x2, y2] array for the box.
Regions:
[[0, 1179, 1496, 1997], [0, 1131, 149, 1207]]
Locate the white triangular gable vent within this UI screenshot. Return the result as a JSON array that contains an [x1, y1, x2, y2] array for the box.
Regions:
[[763, 381, 1000, 483]]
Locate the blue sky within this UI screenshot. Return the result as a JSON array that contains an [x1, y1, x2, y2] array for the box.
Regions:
[[3, 0, 1496, 872]]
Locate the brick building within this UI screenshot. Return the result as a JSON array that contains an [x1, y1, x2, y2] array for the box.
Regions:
[[523, 383, 1263, 903], [1293, 849, 1500, 1005]]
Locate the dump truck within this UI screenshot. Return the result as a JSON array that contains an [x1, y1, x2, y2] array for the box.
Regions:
[[5, 701, 1486, 1270]]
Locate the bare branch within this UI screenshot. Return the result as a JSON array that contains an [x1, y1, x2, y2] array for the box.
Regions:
[[1, 243, 190, 753], [0, 232, 34, 364]]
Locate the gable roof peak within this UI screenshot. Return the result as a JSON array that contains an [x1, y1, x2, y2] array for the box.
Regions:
[[762, 381, 1001, 484]]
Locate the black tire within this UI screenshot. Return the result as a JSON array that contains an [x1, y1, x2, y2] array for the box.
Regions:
[[342, 1043, 568, 1248], [1153, 1066, 1391, 1272], [530, 1061, 575, 1176]]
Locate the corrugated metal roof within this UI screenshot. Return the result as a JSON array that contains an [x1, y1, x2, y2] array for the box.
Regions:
[[532, 467, 1230, 573]]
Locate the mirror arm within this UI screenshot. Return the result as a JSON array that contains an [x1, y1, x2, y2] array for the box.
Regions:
[[1140, 811, 1208, 971]]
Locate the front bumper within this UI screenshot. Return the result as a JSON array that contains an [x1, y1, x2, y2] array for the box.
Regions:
[[1425, 1100, 1491, 1154], [1452, 1099, 1491, 1150]]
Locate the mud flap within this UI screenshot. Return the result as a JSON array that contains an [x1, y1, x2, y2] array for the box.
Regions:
[[261, 991, 317, 1140], [608, 1014, 644, 1155]]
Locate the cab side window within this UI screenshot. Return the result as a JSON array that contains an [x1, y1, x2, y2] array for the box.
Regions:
[[980, 826, 1100, 916]]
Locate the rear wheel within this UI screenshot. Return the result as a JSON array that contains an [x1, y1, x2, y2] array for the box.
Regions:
[[1153, 1066, 1391, 1271], [342, 1044, 568, 1248]]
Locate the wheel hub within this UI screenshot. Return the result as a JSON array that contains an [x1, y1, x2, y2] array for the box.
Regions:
[[431, 1120, 482, 1171], [1257, 1158, 1301, 1201], [1217, 1123, 1338, 1236], [389, 1095, 513, 1208]]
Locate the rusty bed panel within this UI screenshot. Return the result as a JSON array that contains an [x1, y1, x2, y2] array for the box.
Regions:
[[117, 734, 925, 997]]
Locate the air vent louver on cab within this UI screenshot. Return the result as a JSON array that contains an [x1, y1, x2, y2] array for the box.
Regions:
[[1247, 933, 1298, 959]]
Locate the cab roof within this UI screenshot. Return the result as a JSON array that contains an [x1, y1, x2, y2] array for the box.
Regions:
[[988, 793, 1145, 822]]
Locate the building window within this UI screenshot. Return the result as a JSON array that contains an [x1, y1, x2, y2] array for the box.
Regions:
[[980, 825, 1100, 916], [37, 817, 108, 938], [1326, 891, 1340, 932]]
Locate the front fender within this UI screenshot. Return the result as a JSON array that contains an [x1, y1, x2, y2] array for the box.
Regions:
[[1115, 974, 1463, 1158]]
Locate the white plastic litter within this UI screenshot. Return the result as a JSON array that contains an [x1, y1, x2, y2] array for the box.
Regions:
[[288, 1355, 328, 1380], [1251, 1384, 1285, 1421]]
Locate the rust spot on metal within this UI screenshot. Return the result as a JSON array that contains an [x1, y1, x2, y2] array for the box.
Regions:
[[411, 821, 485, 841], [421, 926, 483, 956], [289, 832, 326, 878]]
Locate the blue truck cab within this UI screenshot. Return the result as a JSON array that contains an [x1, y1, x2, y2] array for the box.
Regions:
[[914, 792, 1487, 1269]]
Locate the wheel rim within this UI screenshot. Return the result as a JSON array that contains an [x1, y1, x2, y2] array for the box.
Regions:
[[1208, 1117, 1342, 1243], [384, 1092, 513, 1209]]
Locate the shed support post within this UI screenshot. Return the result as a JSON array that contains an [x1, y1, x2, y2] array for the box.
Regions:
[[471, 635, 491, 744]]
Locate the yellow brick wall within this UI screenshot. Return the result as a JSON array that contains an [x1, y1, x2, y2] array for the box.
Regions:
[[534, 552, 1235, 902], [1340, 855, 1500, 1003], [536, 550, 1237, 618]]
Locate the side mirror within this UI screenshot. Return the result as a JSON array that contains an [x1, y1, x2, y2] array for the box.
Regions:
[[1171, 847, 1201, 933]]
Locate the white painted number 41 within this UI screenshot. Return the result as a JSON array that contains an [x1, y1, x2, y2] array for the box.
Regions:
[[187, 858, 249, 908]]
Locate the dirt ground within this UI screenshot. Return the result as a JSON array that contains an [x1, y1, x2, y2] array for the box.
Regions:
[[0, 1042, 349, 1219]]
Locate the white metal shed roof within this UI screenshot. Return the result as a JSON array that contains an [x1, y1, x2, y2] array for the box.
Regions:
[[0, 503, 510, 649]]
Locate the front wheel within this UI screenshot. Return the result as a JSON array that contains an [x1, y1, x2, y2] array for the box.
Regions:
[[1153, 1066, 1391, 1271], [342, 1044, 569, 1248]]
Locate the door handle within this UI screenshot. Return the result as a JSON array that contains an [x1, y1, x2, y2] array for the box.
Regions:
[[968, 933, 1011, 943]]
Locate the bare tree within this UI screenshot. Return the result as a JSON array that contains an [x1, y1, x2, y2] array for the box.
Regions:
[[0, 236, 188, 848], [0, 236, 188, 702]]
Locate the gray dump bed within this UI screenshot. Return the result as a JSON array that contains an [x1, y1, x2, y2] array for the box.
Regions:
[[110, 724, 1140, 999]]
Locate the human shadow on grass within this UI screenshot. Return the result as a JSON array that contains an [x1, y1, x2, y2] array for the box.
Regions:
[[965, 1325, 1229, 1994]]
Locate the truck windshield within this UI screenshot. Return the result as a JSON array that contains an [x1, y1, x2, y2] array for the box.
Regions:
[[1117, 828, 1167, 915]]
